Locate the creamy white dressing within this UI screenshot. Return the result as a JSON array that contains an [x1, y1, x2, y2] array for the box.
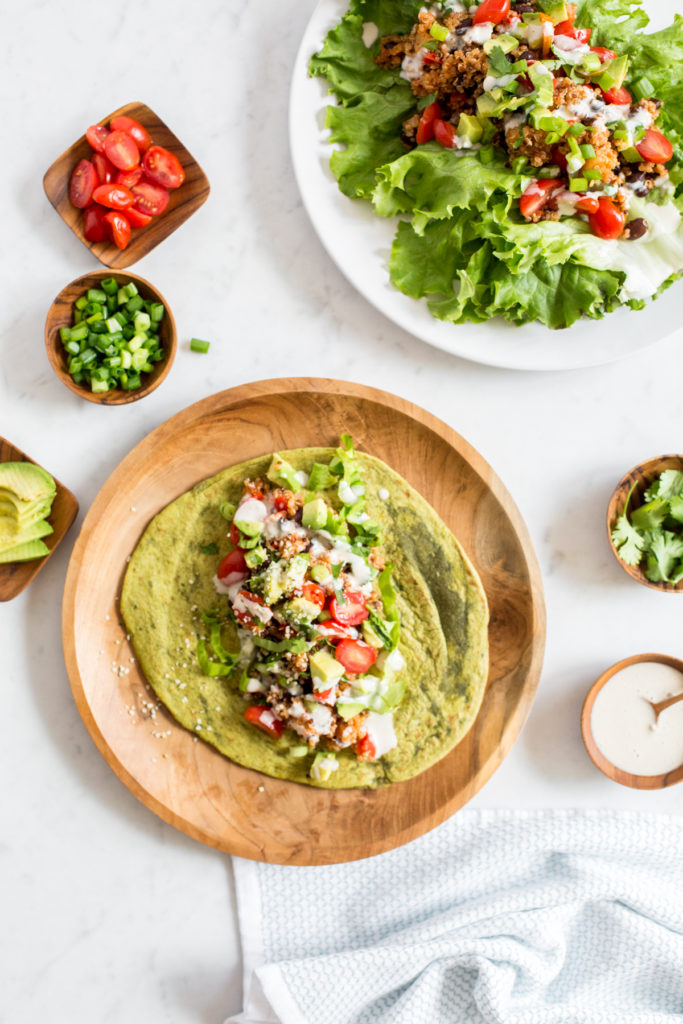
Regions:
[[401, 50, 426, 82], [309, 703, 335, 735], [504, 110, 527, 131], [483, 74, 517, 92], [362, 21, 378, 47], [233, 591, 273, 625], [364, 712, 398, 758], [461, 22, 493, 44], [294, 470, 310, 486], [338, 480, 357, 505], [385, 648, 406, 671], [213, 574, 244, 599], [234, 497, 267, 523], [590, 662, 683, 775]]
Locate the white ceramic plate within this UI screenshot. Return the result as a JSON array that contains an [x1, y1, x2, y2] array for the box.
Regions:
[[289, 0, 683, 371]]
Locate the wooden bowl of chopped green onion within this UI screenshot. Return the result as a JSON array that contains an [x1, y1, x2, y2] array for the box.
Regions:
[[45, 270, 177, 405], [607, 455, 683, 592]]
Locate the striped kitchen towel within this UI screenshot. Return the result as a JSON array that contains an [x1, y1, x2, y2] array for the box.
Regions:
[[228, 808, 683, 1024]]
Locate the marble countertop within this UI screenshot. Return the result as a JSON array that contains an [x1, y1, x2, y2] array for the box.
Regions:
[[3, 0, 682, 1020]]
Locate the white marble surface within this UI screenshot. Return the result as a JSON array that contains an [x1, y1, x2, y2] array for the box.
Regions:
[[2, 0, 682, 1021]]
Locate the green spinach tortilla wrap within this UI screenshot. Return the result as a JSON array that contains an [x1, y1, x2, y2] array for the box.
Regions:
[[120, 438, 489, 788]]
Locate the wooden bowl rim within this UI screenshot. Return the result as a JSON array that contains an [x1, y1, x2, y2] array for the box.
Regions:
[[0, 436, 79, 601], [606, 453, 683, 593], [62, 377, 547, 863], [581, 651, 683, 789], [44, 269, 177, 405]]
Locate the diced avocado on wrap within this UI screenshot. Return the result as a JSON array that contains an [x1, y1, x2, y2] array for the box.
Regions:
[[120, 448, 489, 788]]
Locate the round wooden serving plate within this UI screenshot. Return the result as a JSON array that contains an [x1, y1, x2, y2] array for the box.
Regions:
[[63, 379, 545, 864]]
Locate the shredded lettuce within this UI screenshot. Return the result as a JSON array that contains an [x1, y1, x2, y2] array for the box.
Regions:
[[310, 0, 683, 328]]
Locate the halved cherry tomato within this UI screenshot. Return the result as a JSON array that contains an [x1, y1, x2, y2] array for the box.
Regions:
[[217, 549, 249, 582], [92, 184, 134, 210], [636, 128, 673, 164], [110, 115, 151, 153], [229, 522, 243, 548], [234, 590, 266, 629], [574, 195, 599, 214], [472, 0, 510, 24], [355, 734, 377, 761], [83, 205, 108, 243], [519, 178, 561, 219], [590, 46, 617, 62], [416, 101, 443, 145], [86, 124, 110, 153], [131, 179, 170, 216], [335, 639, 377, 676], [600, 85, 631, 105], [554, 4, 577, 32], [556, 24, 591, 42], [273, 494, 289, 511], [69, 159, 98, 208], [313, 687, 334, 702], [244, 705, 283, 740], [434, 119, 457, 148], [302, 583, 325, 609], [423, 50, 443, 66], [103, 210, 131, 250], [125, 207, 153, 229], [316, 621, 358, 642], [551, 147, 568, 171], [93, 152, 116, 185], [104, 130, 140, 171], [330, 592, 368, 626], [116, 167, 143, 190], [588, 196, 625, 239], [142, 146, 185, 189]]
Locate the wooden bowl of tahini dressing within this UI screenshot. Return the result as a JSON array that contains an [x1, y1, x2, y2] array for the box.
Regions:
[[581, 653, 683, 789]]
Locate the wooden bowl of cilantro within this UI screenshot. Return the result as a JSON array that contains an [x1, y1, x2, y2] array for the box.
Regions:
[[608, 455, 683, 592]]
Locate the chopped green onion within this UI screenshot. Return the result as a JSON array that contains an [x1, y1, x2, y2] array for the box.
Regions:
[[429, 22, 448, 41], [632, 76, 655, 99], [612, 128, 629, 141], [537, 165, 561, 178], [75, 296, 88, 310], [100, 277, 118, 295], [544, 131, 560, 145], [87, 288, 107, 303], [567, 122, 585, 137], [584, 167, 602, 180], [190, 338, 211, 354], [569, 177, 588, 192], [149, 303, 165, 323], [580, 143, 596, 159], [634, 125, 646, 142], [511, 156, 529, 174]]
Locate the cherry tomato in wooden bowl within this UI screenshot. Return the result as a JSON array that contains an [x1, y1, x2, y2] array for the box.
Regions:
[[92, 184, 134, 211], [110, 115, 151, 153], [104, 130, 140, 172], [69, 159, 98, 209], [142, 146, 186, 189], [103, 211, 131, 250], [131, 179, 170, 216]]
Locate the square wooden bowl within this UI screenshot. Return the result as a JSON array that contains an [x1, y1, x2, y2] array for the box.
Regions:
[[0, 438, 79, 601], [43, 101, 210, 269]]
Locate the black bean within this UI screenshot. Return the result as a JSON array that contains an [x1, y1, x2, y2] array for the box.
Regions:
[[514, 2, 537, 11], [625, 170, 646, 184], [518, 49, 535, 60], [624, 217, 648, 240], [455, 17, 472, 33]]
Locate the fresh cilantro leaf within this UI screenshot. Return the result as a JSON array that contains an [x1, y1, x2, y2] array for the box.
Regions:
[[417, 91, 438, 111], [655, 470, 683, 500], [631, 497, 670, 531], [611, 514, 645, 566], [671, 561, 683, 584], [487, 45, 513, 77], [644, 530, 683, 582], [669, 495, 683, 524], [423, 38, 440, 50]]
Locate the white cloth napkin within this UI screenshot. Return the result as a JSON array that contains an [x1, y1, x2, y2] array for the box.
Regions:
[[227, 808, 683, 1024]]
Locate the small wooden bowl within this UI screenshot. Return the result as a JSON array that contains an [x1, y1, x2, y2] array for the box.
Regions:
[[606, 454, 683, 593], [43, 101, 210, 268], [581, 652, 683, 790], [0, 437, 78, 602], [45, 270, 177, 406]]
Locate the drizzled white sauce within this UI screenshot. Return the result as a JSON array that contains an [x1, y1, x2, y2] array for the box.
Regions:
[[590, 662, 683, 775], [461, 22, 493, 44], [364, 712, 398, 757], [233, 591, 273, 625], [362, 21, 378, 47], [401, 50, 426, 82], [483, 74, 517, 92], [234, 498, 267, 524]]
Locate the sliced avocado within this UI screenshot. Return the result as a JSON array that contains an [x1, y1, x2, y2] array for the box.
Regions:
[[483, 33, 518, 54], [0, 538, 50, 563], [336, 700, 368, 721], [536, 0, 567, 24], [310, 563, 331, 585], [621, 144, 641, 162], [283, 553, 309, 594], [0, 462, 55, 502], [309, 649, 344, 687], [262, 563, 285, 604], [0, 495, 53, 521], [266, 453, 301, 492], [233, 518, 262, 538], [598, 55, 628, 93], [302, 498, 328, 530], [456, 113, 483, 144], [281, 597, 321, 625], [361, 620, 385, 649]]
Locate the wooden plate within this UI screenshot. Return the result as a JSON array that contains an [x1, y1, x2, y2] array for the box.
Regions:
[[43, 101, 210, 269], [0, 437, 78, 602], [62, 379, 545, 864]]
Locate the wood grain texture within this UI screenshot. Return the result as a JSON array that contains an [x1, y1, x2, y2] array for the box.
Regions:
[[62, 379, 546, 864], [606, 454, 683, 593], [43, 101, 210, 269], [0, 437, 78, 602], [44, 270, 177, 405], [581, 652, 683, 790]]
